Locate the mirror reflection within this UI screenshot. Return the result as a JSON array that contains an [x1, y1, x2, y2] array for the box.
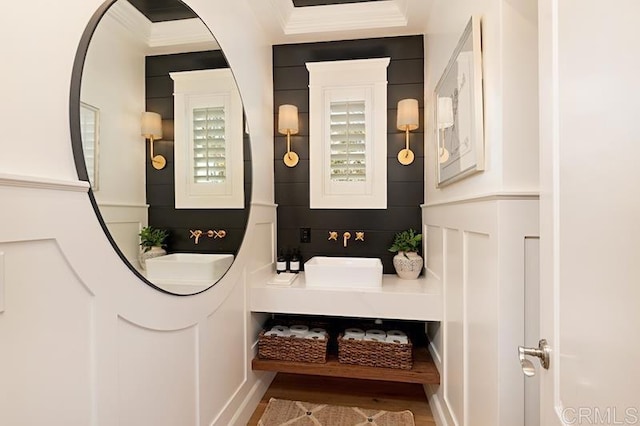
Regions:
[[74, 0, 251, 295]]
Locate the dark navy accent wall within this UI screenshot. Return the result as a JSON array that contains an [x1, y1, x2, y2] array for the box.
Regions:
[[273, 35, 424, 273], [145, 51, 251, 255]]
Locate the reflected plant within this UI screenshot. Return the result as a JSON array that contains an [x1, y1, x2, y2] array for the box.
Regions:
[[139, 226, 169, 252]]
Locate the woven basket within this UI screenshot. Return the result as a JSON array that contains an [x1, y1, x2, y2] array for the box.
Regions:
[[337, 334, 413, 370], [258, 330, 328, 364]]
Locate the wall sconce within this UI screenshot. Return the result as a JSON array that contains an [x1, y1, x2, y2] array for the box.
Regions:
[[437, 97, 454, 164], [396, 98, 419, 165], [141, 111, 165, 170], [278, 104, 299, 167]]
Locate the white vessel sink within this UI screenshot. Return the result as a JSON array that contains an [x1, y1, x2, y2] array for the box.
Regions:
[[146, 253, 234, 284], [304, 256, 383, 289]]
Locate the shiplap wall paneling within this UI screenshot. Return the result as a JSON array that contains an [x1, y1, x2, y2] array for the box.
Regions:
[[145, 51, 252, 256], [273, 36, 424, 273]]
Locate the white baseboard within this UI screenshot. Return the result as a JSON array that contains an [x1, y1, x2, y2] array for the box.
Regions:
[[227, 371, 276, 425], [425, 383, 453, 426]]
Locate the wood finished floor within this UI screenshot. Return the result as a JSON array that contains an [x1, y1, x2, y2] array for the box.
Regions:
[[247, 373, 436, 425]]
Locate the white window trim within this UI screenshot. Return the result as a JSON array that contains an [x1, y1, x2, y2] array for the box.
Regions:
[[307, 58, 389, 209], [171, 69, 244, 209]]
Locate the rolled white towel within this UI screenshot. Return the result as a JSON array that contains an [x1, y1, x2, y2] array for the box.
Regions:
[[387, 330, 407, 337], [365, 329, 386, 337], [364, 335, 386, 342], [270, 325, 290, 333], [289, 325, 309, 336], [309, 327, 328, 336], [344, 328, 365, 339], [304, 332, 326, 341], [386, 335, 409, 344]]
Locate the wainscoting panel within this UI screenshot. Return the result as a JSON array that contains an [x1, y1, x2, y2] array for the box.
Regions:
[[464, 231, 497, 426], [0, 239, 95, 426], [0, 178, 278, 426], [426, 224, 443, 280], [117, 318, 199, 426], [423, 196, 538, 426], [97, 203, 148, 268], [443, 228, 464, 426], [200, 278, 246, 425]]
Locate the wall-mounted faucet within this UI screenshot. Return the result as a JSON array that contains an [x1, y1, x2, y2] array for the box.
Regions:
[[328, 230, 365, 247], [343, 232, 351, 248], [206, 229, 227, 239], [191, 229, 227, 244], [190, 229, 203, 244]]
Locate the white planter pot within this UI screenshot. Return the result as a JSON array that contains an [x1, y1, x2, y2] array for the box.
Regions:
[[138, 246, 167, 271], [392, 251, 423, 280]]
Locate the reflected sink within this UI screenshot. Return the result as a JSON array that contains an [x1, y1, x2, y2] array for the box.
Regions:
[[146, 253, 234, 284], [304, 256, 383, 290]]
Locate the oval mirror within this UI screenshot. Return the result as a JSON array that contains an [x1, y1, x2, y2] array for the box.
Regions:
[[70, 0, 251, 295]]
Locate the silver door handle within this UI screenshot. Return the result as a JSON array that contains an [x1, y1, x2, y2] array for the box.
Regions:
[[518, 339, 550, 377]]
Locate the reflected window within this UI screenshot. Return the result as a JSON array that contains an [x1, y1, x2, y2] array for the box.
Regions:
[[171, 69, 244, 209]]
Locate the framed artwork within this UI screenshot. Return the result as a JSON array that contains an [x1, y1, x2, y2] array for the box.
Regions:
[[435, 16, 484, 186], [80, 102, 100, 190]]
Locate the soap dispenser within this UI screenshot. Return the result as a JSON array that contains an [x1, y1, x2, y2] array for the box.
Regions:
[[276, 250, 287, 274], [289, 248, 301, 274]]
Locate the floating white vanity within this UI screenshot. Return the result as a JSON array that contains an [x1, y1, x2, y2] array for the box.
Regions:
[[249, 269, 442, 385], [250, 272, 442, 322]]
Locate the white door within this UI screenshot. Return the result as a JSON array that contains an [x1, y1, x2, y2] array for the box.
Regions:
[[536, 0, 640, 424]]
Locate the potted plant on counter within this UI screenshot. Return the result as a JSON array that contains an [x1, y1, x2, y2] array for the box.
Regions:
[[389, 228, 423, 280], [138, 226, 169, 270]]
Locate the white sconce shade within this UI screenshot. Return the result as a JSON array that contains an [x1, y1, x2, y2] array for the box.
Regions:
[[396, 98, 419, 131], [396, 98, 419, 165], [141, 111, 163, 139], [437, 97, 454, 129], [278, 104, 300, 167], [278, 104, 299, 135], [437, 97, 453, 164], [141, 111, 165, 170]]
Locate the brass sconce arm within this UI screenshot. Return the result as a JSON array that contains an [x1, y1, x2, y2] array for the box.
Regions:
[[278, 104, 299, 167], [396, 99, 419, 166]]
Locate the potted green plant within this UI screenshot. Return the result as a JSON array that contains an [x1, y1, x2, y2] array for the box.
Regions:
[[388, 228, 423, 279], [138, 226, 169, 270]]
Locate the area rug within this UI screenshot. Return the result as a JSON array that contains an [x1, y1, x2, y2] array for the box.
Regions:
[[258, 398, 415, 426]]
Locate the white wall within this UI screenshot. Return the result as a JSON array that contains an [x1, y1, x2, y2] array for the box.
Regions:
[[81, 6, 147, 207], [0, 0, 275, 425], [81, 6, 149, 265], [423, 0, 539, 424]]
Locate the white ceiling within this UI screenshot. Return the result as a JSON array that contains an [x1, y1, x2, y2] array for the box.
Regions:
[[248, 0, 434, 45]]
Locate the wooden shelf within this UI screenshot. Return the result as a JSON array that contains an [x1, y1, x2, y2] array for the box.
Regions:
[[252, 346, 440, 385]]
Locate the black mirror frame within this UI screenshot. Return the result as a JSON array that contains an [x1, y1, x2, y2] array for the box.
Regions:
[[69, 0, 247, 296]]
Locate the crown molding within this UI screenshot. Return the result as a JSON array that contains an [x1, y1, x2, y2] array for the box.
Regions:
[[148, 18, 219, 53], [107, 3, 217, 54], [272, 0, 408, 35], [106, 0, 152, 44]]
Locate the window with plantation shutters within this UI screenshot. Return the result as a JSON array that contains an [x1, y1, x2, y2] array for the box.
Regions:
[[193, 106, 226, 184], [329, 101, 366, 182], [307, 58, 389, 209], [171, 69, 244, 209]]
